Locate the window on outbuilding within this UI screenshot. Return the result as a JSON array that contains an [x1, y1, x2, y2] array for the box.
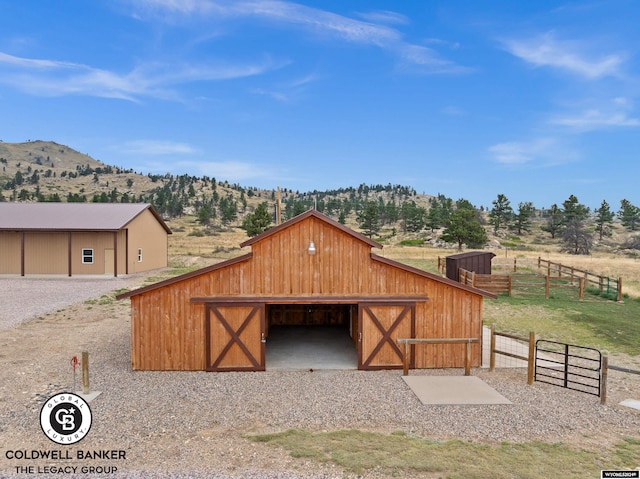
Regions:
[[82, 248, 94, 264], [137, 248, 143, 262]]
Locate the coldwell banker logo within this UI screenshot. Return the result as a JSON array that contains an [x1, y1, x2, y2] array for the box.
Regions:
[[40, 393, 92, 445]]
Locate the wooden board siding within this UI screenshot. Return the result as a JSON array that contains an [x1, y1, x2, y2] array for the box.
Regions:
[[359, 303, 415, 370], [126, 212, 487, 371], [206, 304, 265, 371]]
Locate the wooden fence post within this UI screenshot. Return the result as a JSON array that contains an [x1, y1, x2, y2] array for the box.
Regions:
[[82, 351, 90, 394], [618, 277, 623, 302], [490, 324, 496, 372], [579, 278, 585, 300], [601, 355, 608, 405], [465, 339, 471, 376], [527, 331, 535, 385], [508, 275, 512, 297], [545, 275, 550, 299], [402, 341, 409, 376], [513, 258, 517, 273], [471, 271, 476, 287]]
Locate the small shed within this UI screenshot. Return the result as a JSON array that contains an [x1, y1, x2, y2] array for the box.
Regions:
[[0, 203, 171, 276], [446, 251, 496, 282], [118, 210, 495, 372]]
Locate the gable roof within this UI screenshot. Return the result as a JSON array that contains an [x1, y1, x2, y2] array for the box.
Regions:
[[446, 251, 496, 260], [117, 209, 496, 300], [240, 209, 382, 249], [0, 203, 171, 234], [116, 253, 253, 300], [371, 254, 497, 299]]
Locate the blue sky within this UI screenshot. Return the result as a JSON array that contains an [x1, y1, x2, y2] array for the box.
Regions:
[[1, 1, 639, 210]]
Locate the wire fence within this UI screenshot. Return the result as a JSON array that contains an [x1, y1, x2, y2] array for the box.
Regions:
[[449, 256, 622, 301]]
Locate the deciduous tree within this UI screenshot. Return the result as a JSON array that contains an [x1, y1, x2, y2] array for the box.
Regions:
[[561, 219, 592, 255]]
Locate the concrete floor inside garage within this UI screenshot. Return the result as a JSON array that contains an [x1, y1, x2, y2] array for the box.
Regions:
[[265, 325, 358, 370]]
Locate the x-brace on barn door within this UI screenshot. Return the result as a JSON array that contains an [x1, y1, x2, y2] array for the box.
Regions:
[[358, 302, 415, 370], [206, 303, 265, 372]]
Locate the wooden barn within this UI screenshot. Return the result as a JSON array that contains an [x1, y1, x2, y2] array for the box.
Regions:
[[0, 203, 171, 276], [118, 210, 495, 372]]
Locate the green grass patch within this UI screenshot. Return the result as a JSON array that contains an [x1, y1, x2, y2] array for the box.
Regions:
[[84, 293, 115, 306], [249, 429, 640, 478], [398, 239, 425, 246], [394, 258, 440, 275], [484, 288, 640, 355]]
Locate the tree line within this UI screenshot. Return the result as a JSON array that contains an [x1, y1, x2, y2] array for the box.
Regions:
[[2, 152, 639, 253]]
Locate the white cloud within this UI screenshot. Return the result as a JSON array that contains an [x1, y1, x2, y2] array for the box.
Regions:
[[181, 160, 270, 180], [551, 109, 640, 130], [355, 10, 410, 26], [120, 140, 199, 155], [251, 72, 319, 102], [0, 51, 283, 101], [488, 137, 576, 166], [130, 0, 465, 73], [549, 97, 640, 131], [502, 32, 625, 79]]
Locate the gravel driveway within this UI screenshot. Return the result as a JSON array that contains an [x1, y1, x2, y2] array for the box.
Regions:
[[1, 274, 639, 478], [0, 275, 145, 330]]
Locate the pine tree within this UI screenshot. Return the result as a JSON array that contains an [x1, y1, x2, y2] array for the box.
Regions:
[[618, 199, 640, 231], [594, 200, 615, 240], [489, 194, 513, 233], [541, 204, 563, 239], [512, 202, 535, 235], [358, 200, 380, 237], [562, 195, 589, 224], [241, 202, 273, 237], [441, 200, 487, 250]]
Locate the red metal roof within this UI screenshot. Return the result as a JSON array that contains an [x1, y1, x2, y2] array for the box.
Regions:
[[0, 203, 171, 233]]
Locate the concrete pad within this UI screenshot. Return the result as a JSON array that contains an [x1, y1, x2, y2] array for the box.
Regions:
[[620, 399, 640, 410], [402, 376, 511, 405], [266, 326, 358, 370], [75, 390, 102, 403]]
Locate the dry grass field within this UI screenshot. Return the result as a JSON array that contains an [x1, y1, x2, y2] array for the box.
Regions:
[[164, 213, 640, 299]]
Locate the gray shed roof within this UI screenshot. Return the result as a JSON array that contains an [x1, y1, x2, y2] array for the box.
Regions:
[[0, 203, 171, 233]]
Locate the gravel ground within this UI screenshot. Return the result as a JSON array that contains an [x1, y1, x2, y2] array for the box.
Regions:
[[0, 277, 639, 478], [0, 275, 147, 330]]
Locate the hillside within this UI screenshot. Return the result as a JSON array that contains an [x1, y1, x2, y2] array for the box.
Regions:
[[1, 140, 638, 258], [0, 140, 430, 230]]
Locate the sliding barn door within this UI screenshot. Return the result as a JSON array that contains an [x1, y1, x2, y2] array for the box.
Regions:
[[206, 303, 265, 372], [358, 303, 415, 370]]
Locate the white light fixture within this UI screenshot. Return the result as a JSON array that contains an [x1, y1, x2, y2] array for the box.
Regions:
[[308, 241, 316, 255]]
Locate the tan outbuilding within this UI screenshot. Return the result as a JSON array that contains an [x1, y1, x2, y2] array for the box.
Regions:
[[118, 210, 495, 372], [0, 203, 171, 276]]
